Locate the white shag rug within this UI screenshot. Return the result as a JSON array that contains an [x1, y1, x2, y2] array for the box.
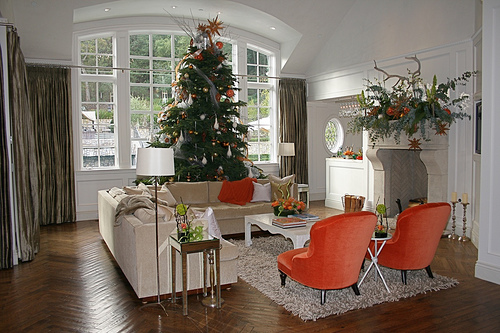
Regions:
[[232, 236, 458, 321]]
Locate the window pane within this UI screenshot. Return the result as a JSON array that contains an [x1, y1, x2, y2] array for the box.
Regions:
[[153, 60, 171, 84], [247, 106, 258, 123], [153, 34, 171, 57], [131, 114, 151, 139], [80, 39, 95, 53], [98, 55, 113, 74], [153, 86, 171, 111], [130, 58, 150, 83], [259, 89, 270, 107], [247, 65, 257, 82], [259, 53, 268, 65], [81, 55, 96, 73], [174, 35, 191, 58], [248, 89, 257, 106], [222, 42, 232, 62], [81, 82, 96, 102], [259, 66, 269, 83], [130, 86, 150, 111], [83, 148, 99, 168], [130, 35, 149, 56], [247, 49, 257, 64], [97, 37, 113, 54], [98, 82, 113, 102]]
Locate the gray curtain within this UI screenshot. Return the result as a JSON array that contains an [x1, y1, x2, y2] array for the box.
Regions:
[[27, 66, 75, 225], [7, 29, 40, 261], [279, 78, 308, 184], [0, 45, 13, 269]]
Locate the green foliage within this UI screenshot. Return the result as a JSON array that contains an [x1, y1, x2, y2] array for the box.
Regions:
[[349, 68, 475, 144]]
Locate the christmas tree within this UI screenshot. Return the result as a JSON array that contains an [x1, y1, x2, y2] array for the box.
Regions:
[[151, 17, 251, 182]]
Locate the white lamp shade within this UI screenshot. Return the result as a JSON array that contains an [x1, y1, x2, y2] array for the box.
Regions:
[[136, 148, 175, 176], [278, 143, 295, 156]]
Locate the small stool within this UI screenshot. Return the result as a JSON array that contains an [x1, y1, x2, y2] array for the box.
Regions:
[[297, 184, 310, 209]]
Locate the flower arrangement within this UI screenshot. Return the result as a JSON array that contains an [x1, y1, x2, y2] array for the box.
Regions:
[[175, 202, 203, 242], [375, 203, 388, 238], [348, 56, 475, 144], [271, 197, 306, 216]]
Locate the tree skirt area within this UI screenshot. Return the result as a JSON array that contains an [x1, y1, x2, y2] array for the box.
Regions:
[[231, 236, 458, 321]]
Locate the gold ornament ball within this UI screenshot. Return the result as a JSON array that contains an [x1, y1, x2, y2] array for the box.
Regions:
[[213, 153, 218, 157], [184, 73, 189, 78], [203, 87, 209, 93], [218, 86, 224, 91]]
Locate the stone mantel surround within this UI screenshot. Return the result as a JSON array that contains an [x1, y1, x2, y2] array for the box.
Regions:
[[366, 132, 449, 214]]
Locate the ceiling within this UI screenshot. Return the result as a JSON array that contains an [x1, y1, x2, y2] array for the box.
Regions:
[[72, 0, 357, 75]]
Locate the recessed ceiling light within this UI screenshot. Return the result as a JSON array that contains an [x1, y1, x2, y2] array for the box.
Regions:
[[172, 6, 177, 9], [270, 26, 276, 30], [104, 8, 111, 12], [217, 11, 222, 15]]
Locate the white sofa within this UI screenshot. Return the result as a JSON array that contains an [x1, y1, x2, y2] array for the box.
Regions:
[[98, 178, 298, 300]]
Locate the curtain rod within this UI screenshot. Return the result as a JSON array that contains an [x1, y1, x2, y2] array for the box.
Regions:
[[25, 62, 288, 80]]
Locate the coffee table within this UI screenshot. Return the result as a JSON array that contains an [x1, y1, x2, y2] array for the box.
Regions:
[[245, 213, 317, 249]]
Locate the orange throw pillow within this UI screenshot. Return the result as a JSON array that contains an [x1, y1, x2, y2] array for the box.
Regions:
[[218, 177, 257, 205]]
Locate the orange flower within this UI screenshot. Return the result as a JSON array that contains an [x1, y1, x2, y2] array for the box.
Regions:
[[377, 224, 384, 231]]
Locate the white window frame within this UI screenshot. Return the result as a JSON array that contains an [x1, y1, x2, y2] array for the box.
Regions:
[[74, 24, 279, 171]]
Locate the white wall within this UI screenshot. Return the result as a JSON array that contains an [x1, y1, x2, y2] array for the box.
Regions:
[[475, 0, 500, 285]]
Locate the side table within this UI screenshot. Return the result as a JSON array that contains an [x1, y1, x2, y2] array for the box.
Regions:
[[359, 233, 392, 293], [170, 232, 221, 316], [297, 184, 310, 209]]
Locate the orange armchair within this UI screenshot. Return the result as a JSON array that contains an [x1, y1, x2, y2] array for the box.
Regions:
[[368, 202, 451, 284], [277, 211, 377, 305]]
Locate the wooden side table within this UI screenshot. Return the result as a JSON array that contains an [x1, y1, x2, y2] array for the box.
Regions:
[[170, 232, 221, 316]]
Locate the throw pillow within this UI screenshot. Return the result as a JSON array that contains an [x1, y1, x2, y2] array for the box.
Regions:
[[250, 182, 271, 202], [268, 174, 295, 200], [108, 187, 125, 198], [217, 177, 256, 205], [158, 184, 177, 206]]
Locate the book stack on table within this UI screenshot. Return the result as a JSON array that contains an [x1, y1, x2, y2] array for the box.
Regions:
[[287, 213, 320, 221], [272, 217, 307, 228]]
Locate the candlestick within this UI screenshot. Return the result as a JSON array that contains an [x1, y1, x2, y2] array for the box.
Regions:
[[448, 201, 458, 240], [451, 192, 457, 203], [459, 202, 469, 242], [462, 193, 468, 204]]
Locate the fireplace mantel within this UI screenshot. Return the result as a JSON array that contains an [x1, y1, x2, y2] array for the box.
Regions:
[[366, 133, 449, 215]]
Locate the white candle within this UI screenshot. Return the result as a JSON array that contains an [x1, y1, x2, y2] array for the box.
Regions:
[[451, 192, 457, 203], [462, 193, 468, 204]]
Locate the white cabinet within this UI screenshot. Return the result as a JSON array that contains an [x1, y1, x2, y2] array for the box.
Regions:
[[325, 158, 369, 211]]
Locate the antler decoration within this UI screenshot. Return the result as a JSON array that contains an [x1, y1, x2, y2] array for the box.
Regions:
[[374, 55, 421, 88]]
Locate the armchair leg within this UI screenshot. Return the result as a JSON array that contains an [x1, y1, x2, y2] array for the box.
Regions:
[[351, 283, 360, 296], [321, 290, 326, 305], [279, 270, 287, 287], [401, 270, 407, 285], [425, 265, 434, 279]]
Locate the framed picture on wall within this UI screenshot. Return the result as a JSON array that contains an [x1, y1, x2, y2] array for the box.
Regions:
[[475, 100, 482, 154]]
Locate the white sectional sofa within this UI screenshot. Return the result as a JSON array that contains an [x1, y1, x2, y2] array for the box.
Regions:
[[97, 178, 297, 300]]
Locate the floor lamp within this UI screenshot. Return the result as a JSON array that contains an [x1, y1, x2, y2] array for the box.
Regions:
[[278, 142, 295, 178], [136, 147, 175, 314]]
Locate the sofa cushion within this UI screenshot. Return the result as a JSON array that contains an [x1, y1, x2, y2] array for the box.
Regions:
[[251, 182, 271, 202], [123, 186, 147, 196], [158, 184, 177, 206], [166, 182, 209, 204], [133, 205, 173, 223], [208, 181, 223, 203], [218, 177, 256, 205]]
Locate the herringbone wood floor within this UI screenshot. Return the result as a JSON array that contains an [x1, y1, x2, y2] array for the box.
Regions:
[[1, 201, 500, 332]]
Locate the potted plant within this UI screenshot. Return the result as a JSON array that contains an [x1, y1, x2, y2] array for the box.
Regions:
[[375, 203, 388, 238]]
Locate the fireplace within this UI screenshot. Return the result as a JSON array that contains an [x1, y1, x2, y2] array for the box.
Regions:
[[366, 133, 449, 217]]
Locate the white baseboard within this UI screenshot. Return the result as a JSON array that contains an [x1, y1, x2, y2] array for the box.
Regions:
[[475, 261, 500, 285]]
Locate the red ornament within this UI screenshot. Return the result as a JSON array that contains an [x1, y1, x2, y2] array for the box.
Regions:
[[195, 54, 204, 61], [191, 94, 197, 99], [216, 41, 223, 49], [226, 89, 234, 98], [216, 93, 221, 102], [217, 56, 224, 63]]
